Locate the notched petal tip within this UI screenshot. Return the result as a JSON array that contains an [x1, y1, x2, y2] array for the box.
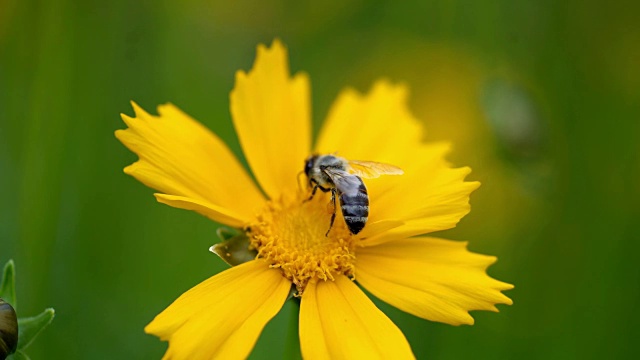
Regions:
[[502, 296, 514, 306], [453, 312, 476, 326], [156, 102, 184, 118], [116, 99, 265, 225], [129, 100, 147, 117], [118, 114, 137, 128], [357, 237, 514, 326], [119, 101, 152, 128], [458, 165, 473, 177], [122, 163, 135, 175], [114, 128, 126, 139], [232, 69, 248, 84], [371, 79, 410, 97], [258, 38, 286, 55], [122, 161, 150, 177], [230, 37, 311, 200], [502, 282, 515, 291], [156, 102, 174, 110], [271, 38, 285, 47], [250, 38, 289, 76]]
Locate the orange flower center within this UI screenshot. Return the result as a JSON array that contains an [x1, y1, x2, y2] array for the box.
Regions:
[[247, 192, 358, 295]]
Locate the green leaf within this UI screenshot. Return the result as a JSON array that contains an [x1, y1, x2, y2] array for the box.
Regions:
[[16, 308, 55, 351], [0, 259, 17, 309]]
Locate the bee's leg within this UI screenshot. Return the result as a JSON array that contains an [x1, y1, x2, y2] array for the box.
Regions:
[[304, 185, 319, 202], [325, 189, 337, 237], [305, 182, 329, 202]]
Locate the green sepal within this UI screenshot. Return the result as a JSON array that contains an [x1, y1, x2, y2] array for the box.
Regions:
[[286, 284, 298, 301], [210, 230, 258, 267], [16, 308, 55, 351], [215, 227, 241, 242], [0, 260, 17, 310]]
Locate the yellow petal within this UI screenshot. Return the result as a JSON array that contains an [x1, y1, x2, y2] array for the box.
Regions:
[[356, 237, 513, 326], [356, 219, 404, 239], [299, 276, 414, 360], [116, 102, 265, 226], [362, 165, 480, 246], [154, 194, 245, 228], [145, 260, 291, 360], [315, 81, 479, 244], [230, 39, 311, 199], [315, 81, 422, 165]]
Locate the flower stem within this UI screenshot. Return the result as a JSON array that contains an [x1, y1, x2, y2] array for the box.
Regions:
[[284, 298, 302, 360]]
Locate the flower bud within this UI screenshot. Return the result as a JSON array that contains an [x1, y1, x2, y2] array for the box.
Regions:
[[0, 298, 18, 359]]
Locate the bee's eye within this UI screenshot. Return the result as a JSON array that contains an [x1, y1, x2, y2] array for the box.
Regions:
[[304, 157, 314, 177]]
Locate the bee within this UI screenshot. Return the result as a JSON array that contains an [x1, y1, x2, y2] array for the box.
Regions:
[[304, 154, 403, 236]]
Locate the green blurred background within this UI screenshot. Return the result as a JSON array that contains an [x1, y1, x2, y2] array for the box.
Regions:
[[1, 0, 639, 358]]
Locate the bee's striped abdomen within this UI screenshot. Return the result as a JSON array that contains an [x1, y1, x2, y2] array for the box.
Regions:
[[340, 178, 369, 235]]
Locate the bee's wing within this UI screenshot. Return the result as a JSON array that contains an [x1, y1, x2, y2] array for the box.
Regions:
[[323, 168, 363, 196], [348, 160, 404, 179]]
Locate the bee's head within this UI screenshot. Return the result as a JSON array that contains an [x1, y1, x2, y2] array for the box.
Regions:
[[304, 155, 317, 178]]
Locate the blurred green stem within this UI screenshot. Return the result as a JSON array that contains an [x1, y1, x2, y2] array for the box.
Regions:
[[284, 298, 302, 360]]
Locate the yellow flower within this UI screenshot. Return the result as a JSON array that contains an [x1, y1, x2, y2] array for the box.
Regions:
[[116, 39, 513, 359]]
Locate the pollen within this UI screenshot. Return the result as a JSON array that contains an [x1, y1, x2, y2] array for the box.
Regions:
[[247, 193, 358, 295]]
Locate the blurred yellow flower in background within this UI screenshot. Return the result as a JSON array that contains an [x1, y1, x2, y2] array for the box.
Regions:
[[116, 40, 513, 359], [353, 40, 549, 247]]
